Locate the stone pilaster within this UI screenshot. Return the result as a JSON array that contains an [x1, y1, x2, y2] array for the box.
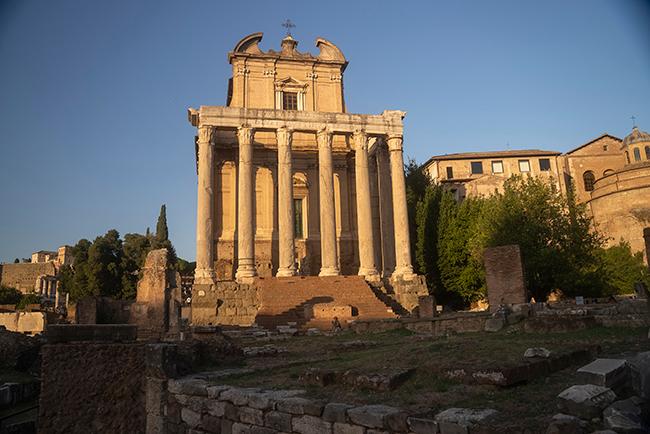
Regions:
[[353, 130, 378, 279], [644, 227, 650, 269], [236, 126, 257, 281], [376, 140, 396, 278], [194, 126, 216, 284], [317, 127, 340, 276], [387, 134, 415, 280], [276, 127, 296, 277]]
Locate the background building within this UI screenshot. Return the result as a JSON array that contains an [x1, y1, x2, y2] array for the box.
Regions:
[[422, 128, 650, 258]]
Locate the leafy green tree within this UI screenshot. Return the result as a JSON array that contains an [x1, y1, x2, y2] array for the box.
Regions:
[[13, 258, 19, 264], [69, 239, 92, 302], [86, 229, 123, 298], [177, 258, 196, 275], [438, 195, 486, 304], [121, 233, 152, 299], [477, 176, 604, 300], [57, 265, 74, 295], [595, 241, 650, 295], [415, 184, 443, 291], [0, 285, 22, 305], [405, 158, 430, 268]]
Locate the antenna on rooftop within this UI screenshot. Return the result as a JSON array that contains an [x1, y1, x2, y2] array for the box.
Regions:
[[282, 19, 296, 36]]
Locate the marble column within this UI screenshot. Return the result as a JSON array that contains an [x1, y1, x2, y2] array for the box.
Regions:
[[317, 127, 340, 276], [194, 126, 217, 284], [236, 126, 257, 281], [376, 141, 396, 277], [276, 127, 296, 277], [353, 130, 378, 278], [387, 134, 415, 279]]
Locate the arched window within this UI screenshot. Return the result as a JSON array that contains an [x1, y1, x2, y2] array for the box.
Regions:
[[634, 148, 642, 162], [645, 146, 650, 160], [583, 171, 595, 192]]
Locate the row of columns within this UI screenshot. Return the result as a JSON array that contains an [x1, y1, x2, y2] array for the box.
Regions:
[[194, 125, 414, 284]]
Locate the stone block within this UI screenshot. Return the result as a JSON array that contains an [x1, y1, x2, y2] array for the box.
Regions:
[[347, 405, 406, 430], [333, 422, 365, 434], [292, 415, 333, 434], [168, 378, 209, 396], [46, 324, 138, 343], [603, 397, 647, 434], [577, 358, 629, 393], [182, 408, 202, 429], [220, 387, 259, 406], [557, 384, 617, 420], [206, 400, 227, 417], [483, 317, 504, 332], [232, 422, 253, 434], [523, 347, 551, 358], [483, 244, 527, 311], [207, 385, 231, 399], [407, 416, 438, 434], [200, 414, 223, 433], [434, 408, 497, 432], [146, 378, 166, 416], [323, 403, 354, 423], [418, 296, 435, 318], [222, 419, 234, 434], [276, 397, 323, 416], [238, 407, 264, 426], [545, 413, 587, 434], [264, 410, 293, 432], [628, 351, 650, 399]]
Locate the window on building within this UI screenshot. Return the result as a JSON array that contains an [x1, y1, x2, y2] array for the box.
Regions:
[[603, 145, 608, 151], [583, 171, 595, 192], [446, 166, 454, 179], [282, 92, 298, 110], [539, 158, 551, 171], [634, 148, 642, 162], [491, 160, 503, 174], [646, 146, 650, 160], [518, 159, 530, 172], [293, 198, 304, 238], [470, 161, 483, 174]]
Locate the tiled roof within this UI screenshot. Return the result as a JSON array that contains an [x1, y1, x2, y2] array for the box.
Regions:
[[424, 149, 560, 166]]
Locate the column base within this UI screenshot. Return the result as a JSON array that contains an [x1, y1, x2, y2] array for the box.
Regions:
[[318, 267, 340, 277], [358, 267, 380, 282], [276, 267, 297, 277], [391, 266, 416, 282]]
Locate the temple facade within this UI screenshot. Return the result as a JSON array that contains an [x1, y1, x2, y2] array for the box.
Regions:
[[188, 33, 427, 326]]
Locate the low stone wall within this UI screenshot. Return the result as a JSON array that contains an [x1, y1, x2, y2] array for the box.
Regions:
[[39, 340, 146, 433], [162, 378, 482, 434], [350, 312, 490, 336], [192, 281, 259, 326], [0, 311, 47, 334]]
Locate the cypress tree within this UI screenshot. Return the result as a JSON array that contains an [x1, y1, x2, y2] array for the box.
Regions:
[[156, 205, 169, 242]]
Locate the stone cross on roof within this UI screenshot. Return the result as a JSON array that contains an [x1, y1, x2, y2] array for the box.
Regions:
[[282, 19, 295, 36]]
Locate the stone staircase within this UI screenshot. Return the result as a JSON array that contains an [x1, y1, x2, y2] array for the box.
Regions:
[[255, 275, 398, 330]]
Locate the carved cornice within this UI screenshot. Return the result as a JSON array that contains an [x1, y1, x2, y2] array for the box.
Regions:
[[353, 129, 368, 151]]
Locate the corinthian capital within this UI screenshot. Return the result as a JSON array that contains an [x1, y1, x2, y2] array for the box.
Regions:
[[387, 134, 403, 152], [197, 126, 215, 144], [276, 127, 293, 149], [317, 127, 333, 149], [353, 129, 368, 151], [237, 125, 254, 145]]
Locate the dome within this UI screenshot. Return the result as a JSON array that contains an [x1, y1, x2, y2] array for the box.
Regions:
[[623, 126, 650, 147]]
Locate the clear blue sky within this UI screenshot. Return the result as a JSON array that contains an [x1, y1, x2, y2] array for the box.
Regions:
[[1, 0, 649, 263]]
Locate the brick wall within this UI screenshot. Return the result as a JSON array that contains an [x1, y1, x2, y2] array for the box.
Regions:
[[483, 245, 527, 311], [39, 342, 146, 434], [0, 262, 56, 293]]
